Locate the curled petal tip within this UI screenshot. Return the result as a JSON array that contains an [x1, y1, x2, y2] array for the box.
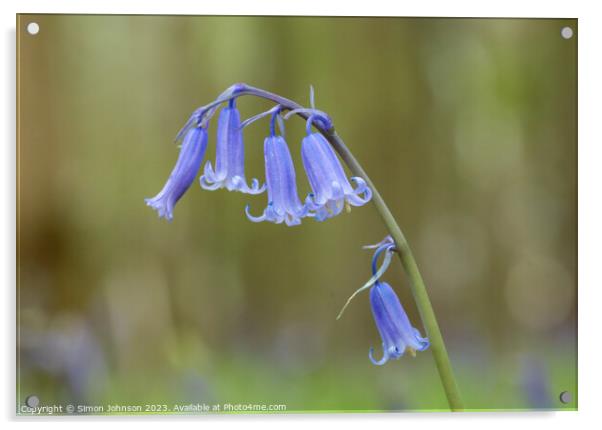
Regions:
[[203, 161, 216, 178], [348, 177, 372, 205], [145, 199, 174, 223], [368, 346, 389, 366], [413, 329, 431, 351], [248, 177, 266, 195], [245, 204, 266, 223], [199, 175, 221, 191]]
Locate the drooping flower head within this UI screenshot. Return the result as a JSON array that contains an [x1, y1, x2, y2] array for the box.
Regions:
[[369, 281, 430, 365], [200, 98, 265, 194], [145, 126, 208, 221], [336, 236, 429, 365], [368, 239, 429, 364], [147, 84, 372, 226], [245, 108, 313, 226], [301, 115, 372, 221]]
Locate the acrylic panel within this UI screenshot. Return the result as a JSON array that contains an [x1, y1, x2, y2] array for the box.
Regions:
[[16, 15, 577, 415]]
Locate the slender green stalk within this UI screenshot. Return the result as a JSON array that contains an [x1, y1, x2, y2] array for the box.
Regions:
[[220, 84, 464, 411], [324, 130, 464, 411]]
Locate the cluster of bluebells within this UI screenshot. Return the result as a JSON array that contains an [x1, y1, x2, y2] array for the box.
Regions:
[[146, 85, 429, 367], [145, 84, 372, 225], [338, 236, 430, 365]]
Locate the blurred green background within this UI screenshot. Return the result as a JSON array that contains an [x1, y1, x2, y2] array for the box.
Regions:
[[17, 15, 577, 413]]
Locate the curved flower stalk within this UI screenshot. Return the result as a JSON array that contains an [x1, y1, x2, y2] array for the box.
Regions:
[[301, 116, 372, 221], [145, 126, 208, 221], [200, 99, 265, 194], [337, 236, 429, 365], [146, 84, 463, 410]]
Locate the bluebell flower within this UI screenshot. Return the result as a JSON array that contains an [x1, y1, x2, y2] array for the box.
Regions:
[[145, 126, 208, 221], [200, 99, 265, 194], [245, 112, 312, 226], [336, 236, 429, 365], [369, 281, 430, 365], [300, 117, 371, 221]]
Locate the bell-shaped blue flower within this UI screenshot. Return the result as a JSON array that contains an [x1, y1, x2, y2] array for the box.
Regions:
[[336, 236, 429, 365], [369, 281, 430, 365], [200, 99, 265, 194], [301, 119, 372, 221], [245, 117, 312, 226], [145, 126, 208, 221]]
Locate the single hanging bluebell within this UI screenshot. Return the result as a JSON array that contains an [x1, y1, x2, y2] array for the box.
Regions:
[[301, 116, 372, 221], [369, 281, 430, 365], [336, 236, 429, 365], [200, 99, 265, 194], [145, 126, 208, 221], [245, 109, 313, 226], [368, 239, 429, 365]]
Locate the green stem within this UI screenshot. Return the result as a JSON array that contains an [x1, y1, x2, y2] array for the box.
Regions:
[[324, 129, 464, 412], [216, 84, 463, 410]]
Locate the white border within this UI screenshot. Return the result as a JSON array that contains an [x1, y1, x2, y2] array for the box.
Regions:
[[2, 1, 600, 428]]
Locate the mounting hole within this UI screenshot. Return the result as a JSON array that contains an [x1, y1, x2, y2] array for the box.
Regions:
[[559, 391, 572, 404], [27, 22, 40, 35], [25, 395, 39, 408], [561, 26, 573, 40]]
